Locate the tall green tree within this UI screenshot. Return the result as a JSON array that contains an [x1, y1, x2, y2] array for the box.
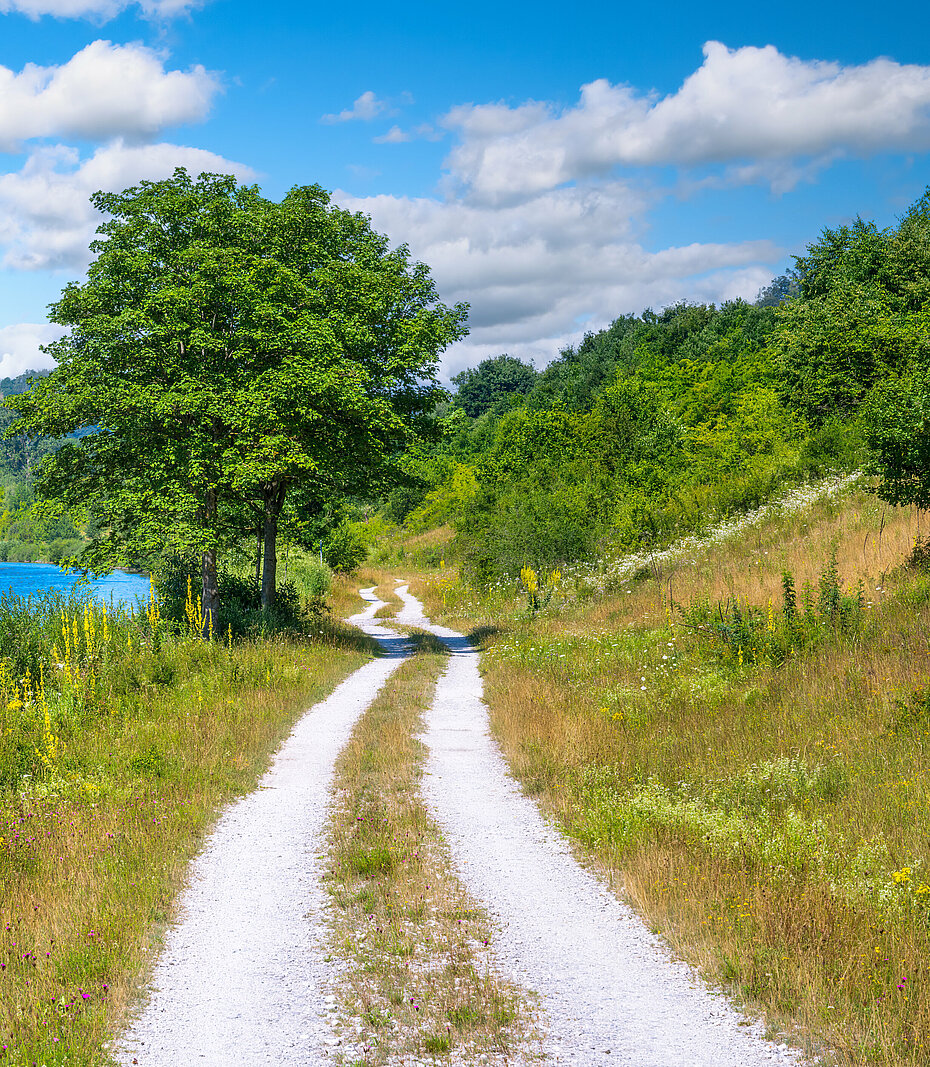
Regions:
[[452, 354, 537, 417], [7, 169, 466, 630], [863, 370, 930, 511], [771, 197, 930, 423]]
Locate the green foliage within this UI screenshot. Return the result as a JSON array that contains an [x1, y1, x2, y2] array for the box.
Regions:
[[0, 465, 89, 565], [452, 354, 537, 417], [153, 556, 307, 637], [864, 368, 930, 511], [0, 370, 68, 477], [405, 463, 478, 533], [458, 419, 602, 582], [323, 521, 369, 573], [443, 299, 819, 580], [6, 168, 466, 624], [300, 560, 333, 599], [754, 273, 799, 308], [394, 189, 930, 583], [772, 195, 930, 425], [0, 589, 88, 681]]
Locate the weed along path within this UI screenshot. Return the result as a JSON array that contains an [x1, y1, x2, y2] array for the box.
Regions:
[[393, 583, 803, 1067], [116, 591, 410, 1067]]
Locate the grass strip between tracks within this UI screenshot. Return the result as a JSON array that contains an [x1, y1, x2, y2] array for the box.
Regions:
[[325, 647, 535, 1065]]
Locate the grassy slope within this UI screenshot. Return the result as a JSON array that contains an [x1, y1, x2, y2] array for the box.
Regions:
[[411, 487, 930, 1066]]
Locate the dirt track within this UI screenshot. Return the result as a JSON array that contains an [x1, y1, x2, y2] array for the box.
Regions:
[[116, 584, 803, 1065]]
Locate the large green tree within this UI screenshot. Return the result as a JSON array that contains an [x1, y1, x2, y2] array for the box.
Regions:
[[863, 369, 930, 511], [764, 187, 930, 511], [7, 169, 467, 630], [771, 193, 930, 423], [452, 354, 537, 418]]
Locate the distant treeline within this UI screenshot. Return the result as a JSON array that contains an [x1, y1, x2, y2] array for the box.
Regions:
[[0, 370, 86, 564], [0, 370, 54, 475], [392, 188, 930, 581]]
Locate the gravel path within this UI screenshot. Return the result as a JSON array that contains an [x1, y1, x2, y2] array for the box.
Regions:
[[116, 590, 407, 1066], [394, 582, 804, 1067], [116, 582, 806, 1066]]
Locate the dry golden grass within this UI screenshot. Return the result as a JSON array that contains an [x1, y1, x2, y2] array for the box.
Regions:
[[420, 488, 930, 1065], [325, 650, 536, 1065], [0, 637, 367, 1067], [580, 488, 922, 634], [402, 525, 453, 551]]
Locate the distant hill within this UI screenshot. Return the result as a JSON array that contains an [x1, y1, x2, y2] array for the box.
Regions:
[[0, 369, 52, 398], [0, 369, 65, 476]]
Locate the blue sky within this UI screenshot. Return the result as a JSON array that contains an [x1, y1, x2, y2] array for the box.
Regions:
[[1, 0, 929, 379]]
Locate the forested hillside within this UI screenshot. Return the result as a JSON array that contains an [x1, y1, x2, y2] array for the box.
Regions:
[[393, 188, 930, 583], [0, 370, 88, 563]]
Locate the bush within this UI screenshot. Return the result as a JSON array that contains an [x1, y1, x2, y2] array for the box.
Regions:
[[217, 581, 303, 637], [152, 556, 307, 638], [7, 541, 40, 563], [323, 521, 369, 573], [47, 537, 84, 564], [385, 483, 428, 524]]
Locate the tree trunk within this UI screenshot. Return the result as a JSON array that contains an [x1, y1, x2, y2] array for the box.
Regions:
[[255, 523, 262, 593], [201, 489, 220, 639], [261, 479, 288, 610], [261, 511, 277, 611]]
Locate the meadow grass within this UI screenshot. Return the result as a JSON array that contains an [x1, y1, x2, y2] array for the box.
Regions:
[[416, 488, 930, 1065], [0, 590, 368, 1067], [328, 567, 406, 620], [325, 646, 534, 1064]]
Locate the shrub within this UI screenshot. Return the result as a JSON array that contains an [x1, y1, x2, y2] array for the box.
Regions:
[[153, 556, 306, 637], [7, 540, 40, 563], [323, 521, 369, 573], [47, 537, 84, 564]]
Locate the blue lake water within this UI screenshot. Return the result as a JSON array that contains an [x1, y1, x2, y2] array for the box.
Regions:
[[0, 561, 151, 610]]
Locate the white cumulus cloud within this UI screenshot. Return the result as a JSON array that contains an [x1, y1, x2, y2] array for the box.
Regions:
[[337, 184, 779, 378], [373, 125, 411, 144], [322, 90, 389, 124], [0, 322, 65, 377], [0, 41, 220, 151], [443, 41, 930, 202], [0, 140, 255, 271], [0, 0, 201, 20]]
